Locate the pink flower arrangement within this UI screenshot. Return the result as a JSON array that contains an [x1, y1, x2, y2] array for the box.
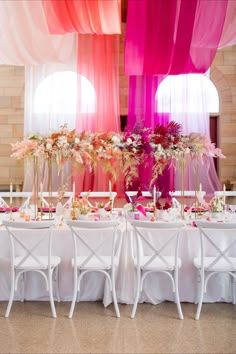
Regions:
[[10, 122, 225, 188]]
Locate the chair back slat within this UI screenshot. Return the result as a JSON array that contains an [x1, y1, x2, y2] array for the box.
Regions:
[[66, 220, 121, 269], [3, 221, 54, 268], [0, 192, 32, 209], [130, 220, 184, 270], [196, 221, 236, 271]]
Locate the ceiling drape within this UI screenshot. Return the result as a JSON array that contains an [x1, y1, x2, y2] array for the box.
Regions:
[[42, 0, 121, 34], [125, 0, 235, 195], [125, 0, 229, 75], [0, 0, 76, 65]]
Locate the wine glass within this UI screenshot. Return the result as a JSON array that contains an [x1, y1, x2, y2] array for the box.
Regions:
[[228, 204, 236, 214]]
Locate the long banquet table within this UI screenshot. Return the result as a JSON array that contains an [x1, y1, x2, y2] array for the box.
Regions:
[[0, 213, 235, 306]]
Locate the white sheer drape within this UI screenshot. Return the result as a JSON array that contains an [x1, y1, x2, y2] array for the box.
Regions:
[[157, 73, 222, 195], [24, 57, 77, 192], [0, 0, 76, 65]]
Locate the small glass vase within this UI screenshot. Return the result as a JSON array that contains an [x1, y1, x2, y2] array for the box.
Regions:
[[211, 211, 222, 219], [98, 208, 107, 216], [77, 213, 89, 220]]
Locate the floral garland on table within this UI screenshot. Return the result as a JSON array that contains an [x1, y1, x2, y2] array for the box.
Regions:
[[10, 123, 225, 187]]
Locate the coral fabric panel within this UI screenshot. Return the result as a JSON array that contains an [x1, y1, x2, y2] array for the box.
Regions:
[[42, 0, 121, 34], [75, 34, 120, 133]]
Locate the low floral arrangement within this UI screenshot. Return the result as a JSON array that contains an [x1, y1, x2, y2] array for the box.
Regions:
[[155, 200, 172, 210], [209, 196, 225, 213], [76, 197, 91, 215], [10, 122, 225, 188], [95, 201, 111, 211]]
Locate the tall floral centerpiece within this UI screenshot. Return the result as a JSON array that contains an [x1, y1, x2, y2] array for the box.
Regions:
[[10, 123, 225, 196]]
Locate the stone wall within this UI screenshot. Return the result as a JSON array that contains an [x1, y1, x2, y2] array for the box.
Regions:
[[0, 66, 24, 190], [211, 46, 236, 186]]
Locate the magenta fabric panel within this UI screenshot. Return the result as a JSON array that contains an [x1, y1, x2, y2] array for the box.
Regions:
[[125, 0, 228, 75], [127, 75, 174, 196], [127, 75, 167, 129]]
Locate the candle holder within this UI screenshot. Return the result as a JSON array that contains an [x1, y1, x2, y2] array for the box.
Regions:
[[33, 156, 39, 219], [180, 159, 185, 220], [40, 200, 44, 220], [71, 199, 79, 220], [109, 198, 113, 213], [153, 206, 157, 221], [46, 156, 54, 220], [9, 202, 13, 221]]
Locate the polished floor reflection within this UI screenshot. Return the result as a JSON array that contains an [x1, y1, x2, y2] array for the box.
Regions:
[[0, 301, 236, 353]]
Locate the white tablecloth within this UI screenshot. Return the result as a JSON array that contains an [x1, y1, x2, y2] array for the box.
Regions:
[[0, 216, 234, 305]]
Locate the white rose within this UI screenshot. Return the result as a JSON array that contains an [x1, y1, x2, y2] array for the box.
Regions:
[[46, 143, 52, 150], [112, 135, 120, 144]]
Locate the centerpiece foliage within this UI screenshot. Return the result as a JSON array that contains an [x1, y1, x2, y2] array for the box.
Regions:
[[10, 122, 225, 187]]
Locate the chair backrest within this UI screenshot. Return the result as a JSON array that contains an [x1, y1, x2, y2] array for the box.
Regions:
[[66, 220, 121, 269], [2, 220, 54, 268], [195, 220, 236, 271], [169, 191, 206, 198], [0, 192, 32, 209], [130, 220, 184, 269], [125, 191, 161, 201], [41, 191, 74, 208], [80, 191, 117, 209], [214, 191, 236, 197]]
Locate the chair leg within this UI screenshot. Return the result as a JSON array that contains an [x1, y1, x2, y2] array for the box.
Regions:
[[48, 271, 57, 319], [111, 270, 120, 318], [195, 270, 201, 304], [69, 271, 78, 319], [131, 269, 141, 319], [195, 271, 204, 320], [20, 273, 25, 303], [5, 269, 15, 318], [54, 267, 60, 303], [232, 273, 236, 305], [174, 270, 184, 320]]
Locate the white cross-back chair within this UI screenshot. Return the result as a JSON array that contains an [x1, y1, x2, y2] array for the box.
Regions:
[[214, 191, 236, 204], [130, 220, 184, 320], [2, 220, 61, 318], [41, 191, 74, 208], [80, 191, 117, 209], [169, 191, 206, 198], [125, 191, 161, 200], [214, 191, 236, 197], [66, 220, 121, 318], [194, 220, 236, 320], [0, 192, 32, 209]]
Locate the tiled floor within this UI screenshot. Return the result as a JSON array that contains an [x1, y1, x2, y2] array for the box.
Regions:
[[0, 301, 236, 353]]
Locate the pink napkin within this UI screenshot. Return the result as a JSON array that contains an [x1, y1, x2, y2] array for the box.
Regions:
[[136, 204, 146, 216]]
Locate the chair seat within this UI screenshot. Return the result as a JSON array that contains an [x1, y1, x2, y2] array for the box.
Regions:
[[72, 256, 119, 270], [193, 256, 236, 272], [134, 256, 182, 271], [14, 256, 61, 270]]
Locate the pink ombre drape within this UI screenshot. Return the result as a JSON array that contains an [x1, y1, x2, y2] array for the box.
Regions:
[[219, 0, 236, 48], [41, 1, 122, 194], [42, 0, 121, 34], [125, 0, 228, 75], [76, 35, 120, 133], [74, 34, 121, 193]]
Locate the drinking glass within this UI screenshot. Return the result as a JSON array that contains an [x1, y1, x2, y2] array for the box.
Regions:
[[229, 204, 236, 213]]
